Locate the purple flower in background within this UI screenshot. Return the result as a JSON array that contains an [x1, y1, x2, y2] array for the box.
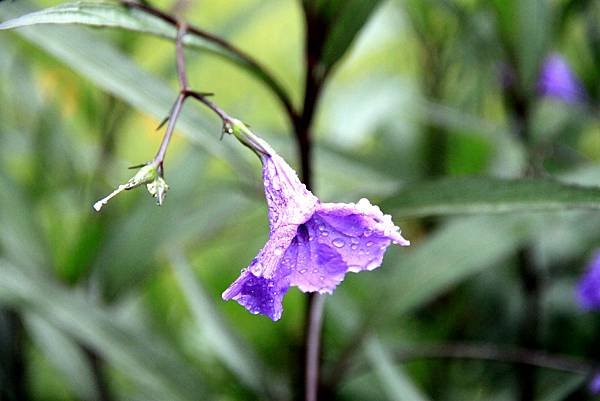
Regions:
[[222, 120, 409, 320], [590, 374, 600, 394], [576, 250, 600, 310], [537, 53, 586, 104]]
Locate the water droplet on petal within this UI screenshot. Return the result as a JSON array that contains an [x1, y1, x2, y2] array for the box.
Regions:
[[351, 244, 358, 250], [318, 225, 326, 231], [364, 229, 373, 237], [321, 231, 329, 237], [319, 276, 324, 281], [274, 247, 283, 256], [350, 238, 359, 244], [332, 238, 345, 248], [300, 269, 307, 274], [312, 268, 318, 273], [366, 241, 373, 247]]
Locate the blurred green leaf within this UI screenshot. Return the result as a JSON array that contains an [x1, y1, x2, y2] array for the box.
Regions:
[[383, 214, 543, 318], [24, 314, 98, 401], [0, 259, 208, 401], [329, 213, 547, 380], [170, 252, 284, 398], [0, 2, 248, 173], [383, 177, 600, 218], [0, 1, 291, 109], [365, 337, 430, 401], [0, 173, 47, 268], [303, 0, 382, 72], [92, 161, 250, 299]]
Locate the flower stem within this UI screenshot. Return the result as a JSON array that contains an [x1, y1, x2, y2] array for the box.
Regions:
[[305, 293, 326, 401], [297, 5, 331, 400]]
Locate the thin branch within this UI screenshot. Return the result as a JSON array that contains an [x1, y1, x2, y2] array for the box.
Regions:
[[175, 22, 189, 90], [153, 92, 185, 167], [120, 0, 298, 126], [387, 343, 595, 375], [185, 90, 231, 123], [305, 294, 326, 401]]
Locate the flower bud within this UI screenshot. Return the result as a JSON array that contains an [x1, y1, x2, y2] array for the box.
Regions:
[[93, 162, 169, 211]]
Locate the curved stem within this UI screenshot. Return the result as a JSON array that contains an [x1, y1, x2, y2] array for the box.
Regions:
[[367, 343, 595, 376]]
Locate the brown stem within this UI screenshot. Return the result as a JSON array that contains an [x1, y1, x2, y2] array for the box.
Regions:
[[350, 343, 595, 376], [296, 6, 333, 401]]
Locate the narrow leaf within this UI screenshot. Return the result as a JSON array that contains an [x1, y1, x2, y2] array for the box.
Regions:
[[383, 177, 600, 218], [365, 338, 431, 401], [0, 1, 290, 110], [303, 0, 382, 71], [0, 260, 207, 401], [0, 2, 250, 176], [170, 252, 278, 396]]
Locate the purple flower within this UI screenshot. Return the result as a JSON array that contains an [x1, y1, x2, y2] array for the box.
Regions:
[[537, 53, 586, 104], [576, 250, 600, 310], [590, 374, 600, 394], [222, 119, 409, 320]]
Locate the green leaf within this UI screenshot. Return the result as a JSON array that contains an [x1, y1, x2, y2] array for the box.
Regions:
[[383, 214, 543, 318], [24, 314, 98, 401], [303, 0, 382, 72], [329, 214, 547, 381], [170, 252, 281, 397], [0, 1, 251, 176], [365, 338, 431, 401], [0, 2, 239, 59], [0, 259, 208, 401], [383, 177, 600, 218], [0, 1, 291, 107]]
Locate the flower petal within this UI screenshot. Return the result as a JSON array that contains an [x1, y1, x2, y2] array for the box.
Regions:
[[576, 250, 600, 310], [262, 153, 318, 230], [286, 225, 348, 293], [288, 198, 409, 293], [318, 198, 410, 248], [222, 269, 289, 321]]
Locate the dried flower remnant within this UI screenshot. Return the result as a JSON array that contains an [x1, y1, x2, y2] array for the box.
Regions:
[[537, 53, 586, 104], [92, 162, 169, 211], [576, 250, 600, 310], [222, 119, 409, 320]]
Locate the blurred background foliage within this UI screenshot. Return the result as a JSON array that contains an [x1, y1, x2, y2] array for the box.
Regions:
[[0, 0, 599, 400]]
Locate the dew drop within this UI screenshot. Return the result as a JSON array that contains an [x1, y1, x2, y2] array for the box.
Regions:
[[332, 238, 345, 248], [319, 276, 325, 281], [300, 269, 307, 274], [350, 238, 359, 245], [274, 247, 283, 256], [364, 229, 373, 237], [366, 241, 373, 247], [318, 225, 326, 231], [351, 244, 358, 250], [320, 231, 329, 237], [312, 268, 318, 273]]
